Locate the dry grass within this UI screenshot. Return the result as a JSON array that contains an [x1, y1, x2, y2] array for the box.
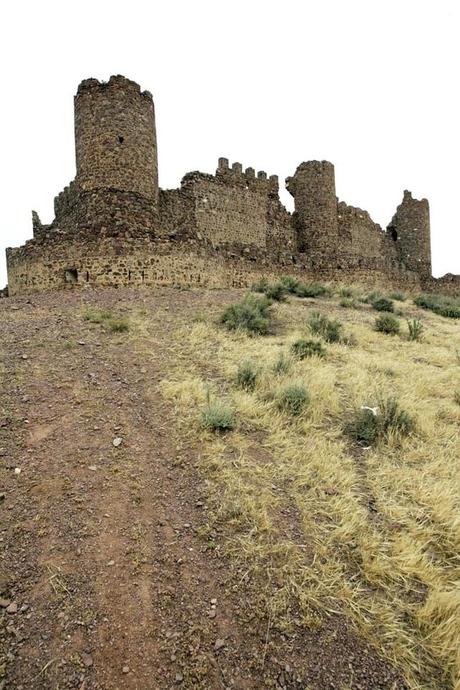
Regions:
[[159, 291, 460, 690]]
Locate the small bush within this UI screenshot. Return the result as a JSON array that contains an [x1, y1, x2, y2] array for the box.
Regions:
[[220, 295, 272, 335], [291, 338, 326, 359], [201, 400, 236, 432], [308, 311, 343, 343], [339, 297, 357, 309], [250, 278, 269, 293], [389, 291, 406, 301], [82, 308, 113, 323], [407, 318, 424, 341], [372, 296, 394, 313], [277, 383, 310, 416], [280, 275, 301, 294], [295, 282, 332, 298], [364, 291, 383, 304], [264, 282, 288, 302], [272, 352, 291, 375], [235, 360, 259, 391], [106, 317, 130, 333], [337, 286, 355, 298], [83, 308, 129, 332], [374, 313, 400, 335], [414, 293, 460, 319], [346, 397, 415, 445]]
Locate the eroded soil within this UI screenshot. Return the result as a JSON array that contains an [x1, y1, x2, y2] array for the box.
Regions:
[[0, 288, 405, 689]]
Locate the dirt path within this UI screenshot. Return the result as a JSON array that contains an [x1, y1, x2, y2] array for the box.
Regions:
[[0, 288, 405, 690]]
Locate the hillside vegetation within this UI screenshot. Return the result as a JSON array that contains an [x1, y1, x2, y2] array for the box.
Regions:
[[0, 283, 459, 690], [162, 282, 460, 690]]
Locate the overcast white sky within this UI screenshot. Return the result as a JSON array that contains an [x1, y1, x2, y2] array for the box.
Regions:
[[1, 0, 459, 285]]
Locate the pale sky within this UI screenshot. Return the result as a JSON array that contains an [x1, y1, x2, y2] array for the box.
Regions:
[[1, 0, 459, 286]]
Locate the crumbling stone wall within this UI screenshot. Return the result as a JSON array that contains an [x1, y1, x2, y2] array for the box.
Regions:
[[387, 190, 431, 277], [337, 202, 384, 258], [176, 159, 294, 250]]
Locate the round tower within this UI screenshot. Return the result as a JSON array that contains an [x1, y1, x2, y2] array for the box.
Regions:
[[387, 190, 431, 277], [286, 161, 338, 254], [74, 75, 158, 206]]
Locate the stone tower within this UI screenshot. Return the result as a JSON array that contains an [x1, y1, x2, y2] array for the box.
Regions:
[[75, 75, 158, 201], [387, 190, 431, 277], [286, 161, 338, 254]]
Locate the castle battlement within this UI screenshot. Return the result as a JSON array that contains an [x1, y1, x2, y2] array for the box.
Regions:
[[5, 75, 459, 297]]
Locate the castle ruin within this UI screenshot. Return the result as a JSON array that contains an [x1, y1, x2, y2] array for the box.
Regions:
[[6, 75, 459, 296]]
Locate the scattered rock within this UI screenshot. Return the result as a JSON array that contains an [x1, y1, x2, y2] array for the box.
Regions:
[[122, 665, 130, 674], [21, 354, 28, 360], [214, 638, 225, 651], [175, 673, 183, 683], [14, 468, 21, 475], [112, 437, 123, 447], [107, 560, 115, 567], [6, 602, 18, 614], [0, 598, 11, 608], [82, 653, 93, 667]]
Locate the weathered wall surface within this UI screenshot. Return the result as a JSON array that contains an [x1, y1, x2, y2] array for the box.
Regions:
[[6, 234, 423, 298], [337, 202, 384, 258], [287, 161, 338, 254], [387, 190, 431, 277], [176, 159, 294, 250], [422, 274, 460, 297], [75, 76, 159, 205]]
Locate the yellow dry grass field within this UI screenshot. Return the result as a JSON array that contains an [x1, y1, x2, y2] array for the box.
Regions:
[[159, 286, 460, 690]]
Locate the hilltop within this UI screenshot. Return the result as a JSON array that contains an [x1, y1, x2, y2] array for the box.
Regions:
[[0, 283, 459, 690]]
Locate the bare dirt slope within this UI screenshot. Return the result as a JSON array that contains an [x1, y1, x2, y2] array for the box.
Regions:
[[0, 288, 422, 689]]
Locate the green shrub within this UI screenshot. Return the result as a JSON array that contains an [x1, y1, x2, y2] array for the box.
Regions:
[[308, 311, 343, 343], [272, 352, 291, 375], [235, 360, 259, 391], [372, 296, 394, 313], [264, 282, 288, 302], [280, 275, 301, 294], [389, 291, 406, 301], [414, 293, 460, 319], [407, 318, 424, 341], [339, 297, 357, 309], [201, 400, 236, 432], [106, 317, 130, 333], [346, 397, 415, 445], [220, 295, 272, 335], [337, 286, 355, 298], [83, 308, 129, 332], [374, 313, 400, 335], [364, 291, 383, 304], [277, 384, 310, 416], [250, 278, 269, 293], [295, 282, 332, 298], [82, 308, 113, 323], [291, 338, 326, 359]]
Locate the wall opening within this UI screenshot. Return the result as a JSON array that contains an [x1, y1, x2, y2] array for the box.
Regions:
[[118, 136, 124, 144], [391, 228, 398, 241], [86, 271, 90, 282], [64, 268, 78, 283], [141, 270, 145, 282], [128, 270, 131, 281]]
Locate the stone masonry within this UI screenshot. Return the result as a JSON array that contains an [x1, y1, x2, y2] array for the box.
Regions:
[[5, 75, 459, 296]]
